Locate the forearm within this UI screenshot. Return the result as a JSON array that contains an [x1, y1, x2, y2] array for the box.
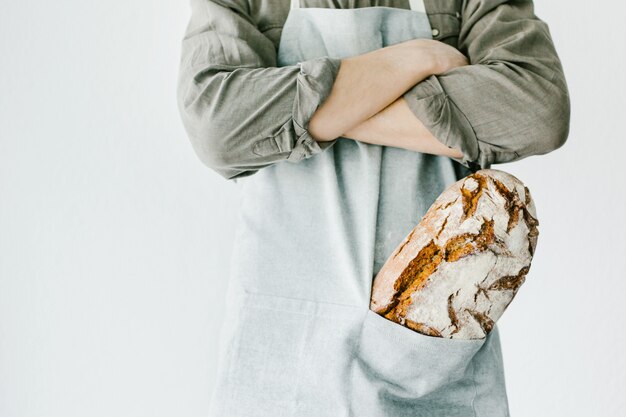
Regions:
[[341, 96, 464, 159], [307, 40, 436, 142]]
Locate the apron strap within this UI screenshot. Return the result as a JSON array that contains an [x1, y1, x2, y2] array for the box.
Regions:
[[291, 0, 425, 12], [408, 0, 426, 13]]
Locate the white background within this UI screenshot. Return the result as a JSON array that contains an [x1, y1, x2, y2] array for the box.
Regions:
[[1, 1, 625, 416]]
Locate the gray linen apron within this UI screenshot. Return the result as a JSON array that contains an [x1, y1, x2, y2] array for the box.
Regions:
[[209, 1, 511, 415]]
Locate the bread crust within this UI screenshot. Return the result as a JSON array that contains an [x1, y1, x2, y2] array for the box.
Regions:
[[370, 169, 539, 339]]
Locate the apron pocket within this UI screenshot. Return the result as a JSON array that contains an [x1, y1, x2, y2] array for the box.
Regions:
[[350, 308, 486, 414]]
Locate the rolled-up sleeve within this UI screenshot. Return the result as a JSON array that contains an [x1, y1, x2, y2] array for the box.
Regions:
[[177, 0, 342, 180], [402, 0, 571, 170]]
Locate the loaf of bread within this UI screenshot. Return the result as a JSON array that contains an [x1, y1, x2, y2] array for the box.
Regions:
[[370, 169, 539, 340]]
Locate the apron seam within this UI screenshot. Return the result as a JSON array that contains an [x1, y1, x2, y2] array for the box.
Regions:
[[347, 308, 370, 417], [470, 356, 479, 417]]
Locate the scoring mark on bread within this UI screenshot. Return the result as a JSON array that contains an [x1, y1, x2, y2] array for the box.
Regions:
[[522, 206, 539, 256], [381, 239, 443, 320], [487, 265, 530, 292], [492, 177, 523, 234], [404, 319, 443, 337], [444, 216, 497, 263], [460, 172, 487, 222], [392, 227, 416, 260], [465, 308, 495, 334], [474, 282, 491, 304], [435, 213, 450, 240], [447, 291, 461, 336]]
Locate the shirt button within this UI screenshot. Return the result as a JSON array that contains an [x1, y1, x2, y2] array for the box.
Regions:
[[456, 11, 461, 18], [431, 28, 440, 37]]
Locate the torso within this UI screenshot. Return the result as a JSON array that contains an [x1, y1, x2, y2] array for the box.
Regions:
[[213, 0, 463, 51]]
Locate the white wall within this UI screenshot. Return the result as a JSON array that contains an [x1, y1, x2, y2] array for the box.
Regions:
[[496, 2, 626, 415], [0, 1, 624, 416]]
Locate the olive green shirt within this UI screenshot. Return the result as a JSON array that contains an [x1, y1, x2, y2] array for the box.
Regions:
[[177, 0, 570, 180]]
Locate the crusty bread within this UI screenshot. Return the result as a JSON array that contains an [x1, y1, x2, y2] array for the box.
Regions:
[[370, 169, 539, 339]]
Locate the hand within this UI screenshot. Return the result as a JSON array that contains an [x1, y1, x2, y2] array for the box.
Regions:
[[308, 39, 469, 143]]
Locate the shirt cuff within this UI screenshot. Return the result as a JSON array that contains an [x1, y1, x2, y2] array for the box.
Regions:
[[287, 56, 342, 162], [402, 74, 484, 171]]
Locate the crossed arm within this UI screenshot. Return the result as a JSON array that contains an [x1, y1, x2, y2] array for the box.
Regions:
[[306, 39, 465, 159], [177, 0, 570, 181], [339, 98, 464, 159]]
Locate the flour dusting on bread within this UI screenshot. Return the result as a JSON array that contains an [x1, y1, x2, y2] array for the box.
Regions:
[[370, 169, 538, 340]]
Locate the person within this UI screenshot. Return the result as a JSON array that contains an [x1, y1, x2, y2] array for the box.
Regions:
[[176, 0, 570, 416]]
